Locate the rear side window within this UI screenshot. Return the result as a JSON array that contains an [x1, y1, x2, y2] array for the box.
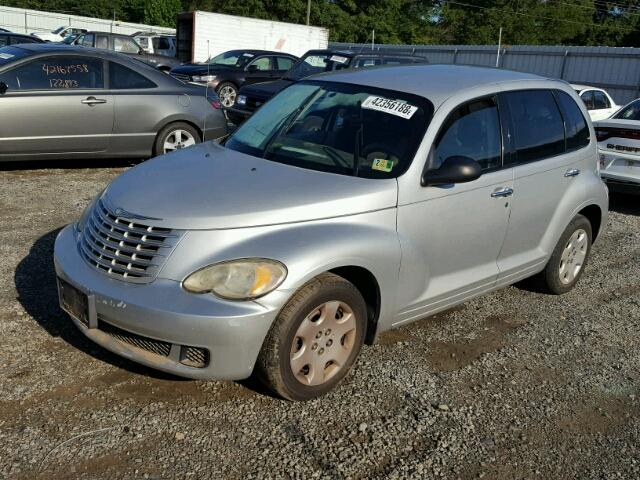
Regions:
[[276, 56, 294, 71], [96, 35, 108, 49], [79, 34, 94, 47], [593, 91, 610, 109], [383, 57, 413, 65], [580, 91, 595, 110], [0, 37, 7, 48], [114, 37, 140, 54], [0, 56, 104, 90], [555, 91, 590, 151], [432, 96, 502, 171], [109, 62, 156, 89], [504, 90, 565, 164]]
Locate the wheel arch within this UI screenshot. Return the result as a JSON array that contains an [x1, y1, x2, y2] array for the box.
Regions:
[[577, 204, 603, 241]]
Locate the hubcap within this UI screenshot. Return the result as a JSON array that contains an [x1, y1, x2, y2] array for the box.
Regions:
[[218, 85, 236, 107], [163, 129, 196, 153], [559, 228, 588, 284], [290, 301, 357, 386]]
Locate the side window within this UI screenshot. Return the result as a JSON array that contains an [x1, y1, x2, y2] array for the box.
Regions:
[[79, 33, 94, 47], [593, 91, 610, 109], [580, 91, 595, 110], [355, 57, 381, 68], [0, 37, 7, 48], [248, 56, 271, 71], [432, 96, 502, 171], [0, 56, 104, 90], [276, 56, 294, 71], [383, 57, 412, 65], [13, 36, 40, 45], [156, 37, 171, 50], [96, 35, 108, 49], [555, 91, 590, 151], [114, 37, 140, 54], [504, 90, 565, 164], [109, 62, 156, 89]]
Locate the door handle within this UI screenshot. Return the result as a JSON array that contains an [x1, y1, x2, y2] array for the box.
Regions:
[[491, 187, 514, 198], [564, 168, 580, 177], [81, 96, 107, 106]]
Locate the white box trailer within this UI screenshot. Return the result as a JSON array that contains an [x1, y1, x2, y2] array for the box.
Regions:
[[177, 11, 328, 63]]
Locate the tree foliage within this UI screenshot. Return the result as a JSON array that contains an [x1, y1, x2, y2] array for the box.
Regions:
[[4, 0, 640, 46]]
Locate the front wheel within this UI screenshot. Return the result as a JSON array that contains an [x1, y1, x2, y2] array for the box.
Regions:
[[256, 273, 367, 401], [154, 122, 200, 156], [534, 214, 593, 294], [216, 82, 238, 108]]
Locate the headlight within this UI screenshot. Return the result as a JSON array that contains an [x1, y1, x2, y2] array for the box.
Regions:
[[76, 189, 104, 233], [192, 75, 216, 83], [236, 95, 247, 106], [183, 259, 287, 300]]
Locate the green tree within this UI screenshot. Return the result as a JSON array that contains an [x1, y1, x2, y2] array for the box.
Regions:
[[144, 0, 183, 27]]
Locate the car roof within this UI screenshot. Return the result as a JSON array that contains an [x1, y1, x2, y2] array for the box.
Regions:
[[222, 49, 297, 56], [0, 32, 34, 38], [570, 83, 604, 92], [315, 64, 558, 107]]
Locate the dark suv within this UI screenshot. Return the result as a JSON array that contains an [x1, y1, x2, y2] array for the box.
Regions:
[[169, 49, 298, 108], [73, 32, 180, 72], [227, 49, 426, 124], [0, 32, 44, 47]]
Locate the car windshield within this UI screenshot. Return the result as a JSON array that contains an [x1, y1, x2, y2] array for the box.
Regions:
[[614, 100, 640, 121], [284, 53, 352, 81], [225, 81, 433, 179], [207, 51, 254, 68]]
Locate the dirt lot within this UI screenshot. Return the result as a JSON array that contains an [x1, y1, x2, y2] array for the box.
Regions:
[[1, 161, 639, 479]]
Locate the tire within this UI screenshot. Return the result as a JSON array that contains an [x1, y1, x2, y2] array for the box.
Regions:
[[216, 82, 238, 108], [153, 122, 200, 156], [533, 214, 593, 294], [256, 273, 367, 401]]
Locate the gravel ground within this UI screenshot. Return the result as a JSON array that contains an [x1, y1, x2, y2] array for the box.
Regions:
[[0, 161, 639, 480]]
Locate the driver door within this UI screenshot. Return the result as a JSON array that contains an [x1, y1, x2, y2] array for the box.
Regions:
[[395, 96, 513, 324]]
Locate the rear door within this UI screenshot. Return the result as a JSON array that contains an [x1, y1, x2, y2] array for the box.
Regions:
[[244, 55, 275, 85], [0, 54, 113, 157], [496, 89, 589, 283], [274, 55, 295, 77]]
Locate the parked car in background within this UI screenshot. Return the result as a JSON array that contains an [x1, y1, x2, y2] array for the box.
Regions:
[[227, 49, 426, 124], [0, 27, 11, 33], [0, 44, 227, 161], [54, 65, 606, 401], [170, 49, 298, 107], [594, 98, 640, 192], [31, 26, 87, 42], [0, 32, 44, 47], [572, 84, 619, 121], [73, 32, 180, 72], [134, 33, 176, 57]]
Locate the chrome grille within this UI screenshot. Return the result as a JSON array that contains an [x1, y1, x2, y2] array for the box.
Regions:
[[170, 73, 191, 82], [79, 199, 180, 283]]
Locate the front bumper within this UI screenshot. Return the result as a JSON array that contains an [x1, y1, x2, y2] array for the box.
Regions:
[[53, 225, 279, 380]]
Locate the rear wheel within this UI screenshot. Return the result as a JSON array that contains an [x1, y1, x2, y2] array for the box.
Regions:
[[154, 122, 200, 156], [533, 214, 592, 294], [256, 273, 367, 401]]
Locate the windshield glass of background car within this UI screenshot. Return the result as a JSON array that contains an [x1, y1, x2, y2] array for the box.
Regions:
[[225, 81, 433, 179], [286, 54, 351, 80], [208, 51, 253, 68], [615, 100, 640, 120]]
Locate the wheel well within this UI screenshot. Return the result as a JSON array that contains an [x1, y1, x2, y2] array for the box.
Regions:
[[578, 204, 602, 241], [157, 65, 171, 72], [330, 266, 381, 345], [157, 119, 203, 142]]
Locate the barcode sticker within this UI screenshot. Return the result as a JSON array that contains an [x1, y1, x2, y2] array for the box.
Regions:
[[362, 96, 418, 119]]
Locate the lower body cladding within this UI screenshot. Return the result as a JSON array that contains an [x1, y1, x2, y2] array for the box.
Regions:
[[600, 149, 640, 193], [53, 225, 279, 380]]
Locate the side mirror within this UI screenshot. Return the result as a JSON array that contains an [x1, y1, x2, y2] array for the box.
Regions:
[[0, 82, 7, 95], [246, 64, 259, 72], [422, 155, 481, 186]]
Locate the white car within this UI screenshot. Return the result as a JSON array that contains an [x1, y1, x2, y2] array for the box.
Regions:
[[595, 98, 640, 192], [572, 84, 619, 121], [31, 26, 86, 43]]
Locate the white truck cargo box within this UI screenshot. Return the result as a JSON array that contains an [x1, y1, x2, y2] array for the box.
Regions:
[[177, 11, 329, 63]]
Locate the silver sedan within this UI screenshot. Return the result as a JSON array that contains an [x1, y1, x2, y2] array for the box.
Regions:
[[0, 43, 227, 161]]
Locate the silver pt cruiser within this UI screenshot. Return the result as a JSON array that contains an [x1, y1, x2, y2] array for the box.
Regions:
[[55, 65, 608, 400]]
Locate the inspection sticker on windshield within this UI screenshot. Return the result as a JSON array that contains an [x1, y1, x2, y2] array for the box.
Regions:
[[242, 53, 255, 57], [362, 96, 418, 119], [329, 55, 348, 64], [372, 159, 394, 172], [0, 53, 14, 59]]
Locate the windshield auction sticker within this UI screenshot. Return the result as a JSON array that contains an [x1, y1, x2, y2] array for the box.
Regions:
[[362, 96, 418, 119], [329, 55, 348, 64], [372, 158, 394, 172]]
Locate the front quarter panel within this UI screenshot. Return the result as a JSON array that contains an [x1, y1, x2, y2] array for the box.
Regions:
[[158, 209, 401, 338]]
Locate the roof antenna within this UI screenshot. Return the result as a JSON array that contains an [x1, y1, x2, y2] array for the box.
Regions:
[[202, 39, 210, 143]]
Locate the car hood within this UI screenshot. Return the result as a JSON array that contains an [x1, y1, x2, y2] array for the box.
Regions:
[[103, 142, 398, 230], [240, 78, 293, 100], [170, 64, 236, 75]]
